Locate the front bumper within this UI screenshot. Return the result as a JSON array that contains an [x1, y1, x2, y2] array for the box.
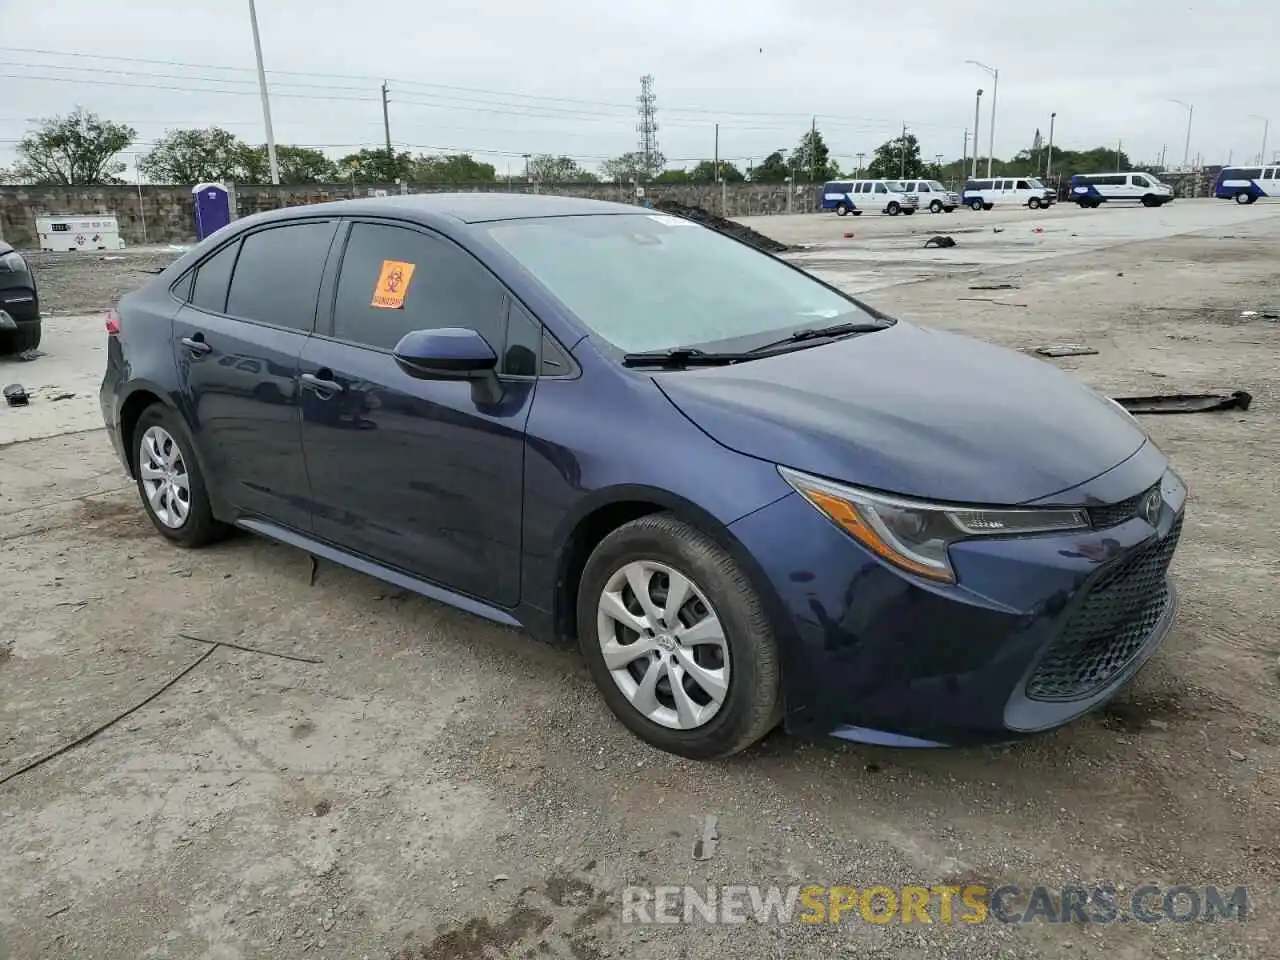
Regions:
[[728, 455, 1186, 747]]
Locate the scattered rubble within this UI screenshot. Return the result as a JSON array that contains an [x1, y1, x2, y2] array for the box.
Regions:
[[1112, 390, 1253, 414], [651, 200, 791, 253], [923, 235, 956, 249], [1036, 344, 1099, 358]]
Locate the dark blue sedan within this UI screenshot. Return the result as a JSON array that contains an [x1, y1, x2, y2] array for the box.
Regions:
[[100, 194, 1186, 759]]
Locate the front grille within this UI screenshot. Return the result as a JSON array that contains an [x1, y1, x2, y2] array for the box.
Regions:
[[1088, 482, 1159, 529], [1026, 515, 1183, 701]]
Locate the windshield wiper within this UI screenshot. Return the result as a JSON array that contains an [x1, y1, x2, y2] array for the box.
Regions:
[[621, 347, 746, 369], [745, 320, 887, 354]]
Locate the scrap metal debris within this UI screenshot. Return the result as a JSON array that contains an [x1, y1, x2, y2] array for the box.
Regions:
[[969, 282, 1019, 290], [3, 383, 29, 406], [1112, 391, 1253, 415], [692, 814, 719, 861], [651, 200, 791, 253], [958, 297, 1028, 307], [1036, 344, 1099, 358], [923, 235, 956, 249]]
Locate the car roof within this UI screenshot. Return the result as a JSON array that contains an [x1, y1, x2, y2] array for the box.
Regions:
[[240, 192, 647, 228]]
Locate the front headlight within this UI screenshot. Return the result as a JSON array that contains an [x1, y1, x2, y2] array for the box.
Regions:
[[0, 251, 26, 273], [778, 466, 1089, 584]]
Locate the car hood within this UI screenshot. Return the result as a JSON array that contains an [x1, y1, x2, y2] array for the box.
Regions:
[[654, 321, 1148, 505]]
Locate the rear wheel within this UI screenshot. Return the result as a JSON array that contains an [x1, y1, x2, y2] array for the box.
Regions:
[[577, 514, 781, 760], [0, 320, 40, 356], [131, 404, 228, 548], [886, 202, 901, 216], [1235, 192, 1254, 205], [835, 202, 850, 216]]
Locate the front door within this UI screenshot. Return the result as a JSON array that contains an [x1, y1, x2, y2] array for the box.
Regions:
[[298, 220, 533, 607], [172, 219, 338, 531]]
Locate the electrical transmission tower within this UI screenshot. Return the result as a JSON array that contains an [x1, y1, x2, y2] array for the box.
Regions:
[[636, 74, 659, 178]]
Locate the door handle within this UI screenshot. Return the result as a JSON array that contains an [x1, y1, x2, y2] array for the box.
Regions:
[[181, 335, 212, 356], [300, 372, 344, 395]]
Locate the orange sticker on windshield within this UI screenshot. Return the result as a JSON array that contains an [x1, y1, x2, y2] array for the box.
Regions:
[[371, 259, 416, 309]]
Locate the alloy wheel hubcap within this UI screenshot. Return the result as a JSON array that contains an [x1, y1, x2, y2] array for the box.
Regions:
[[596, 560, 730, 731], [138, 425, 191, 528]]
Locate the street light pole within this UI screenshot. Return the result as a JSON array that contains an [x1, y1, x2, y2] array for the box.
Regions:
[[247, 0, 280, 185], [966, 60, 998, 177], [971, 88, 983, 178], [1169, 100, 1193, 168], [1046, 112, 1057, 178]]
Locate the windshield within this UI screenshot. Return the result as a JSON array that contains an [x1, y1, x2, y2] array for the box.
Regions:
[[884, 181, 908, 192], [482, 213, 880, 354], [1026, 178, 1046, 188], [927, 180, 947, 191]]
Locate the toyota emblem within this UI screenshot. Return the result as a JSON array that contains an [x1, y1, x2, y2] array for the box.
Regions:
[[1140, 488, 1163, 526]]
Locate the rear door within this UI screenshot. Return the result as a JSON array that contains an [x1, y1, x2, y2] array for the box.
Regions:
[[299, 219, 534, 607], [171, 218, 338, 531]]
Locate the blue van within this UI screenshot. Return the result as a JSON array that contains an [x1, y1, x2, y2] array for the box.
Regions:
[[820, 181, 860, 216], [1214, 165, 1280, 204]]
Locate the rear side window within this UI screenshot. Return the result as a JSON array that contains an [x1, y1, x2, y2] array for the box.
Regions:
[[190, 241, 239, 314], [332, 222, 506, 352], [225, 221, 336, 331]]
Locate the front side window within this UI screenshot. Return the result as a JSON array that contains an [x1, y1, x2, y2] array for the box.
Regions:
[[483, 213, 880, 355], [225, 221, 336, 331], [332, 222, 506, 352], [875, 183, 888, 194], [1016, 180, 1031, 190]]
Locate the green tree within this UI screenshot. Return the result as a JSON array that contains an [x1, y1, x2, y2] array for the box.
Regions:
[[526, 154, 591, 182], [411, 153, 497, 183], [791, 128, 840, 182], [338, 147, 413, 183], [866, 133, 926, 180], [689, 160, 745, 183], [750, 150, 791, 183], [652, 168, 691, 183], [13, 109, 136, 185], [140, 127, 245, 184], [601, 150, 665, 182]]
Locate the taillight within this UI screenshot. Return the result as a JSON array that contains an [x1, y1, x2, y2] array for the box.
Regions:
[[105, 308, 121, 336]]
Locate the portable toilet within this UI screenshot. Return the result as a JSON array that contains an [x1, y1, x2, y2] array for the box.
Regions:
[[192, 183, 231, 240]]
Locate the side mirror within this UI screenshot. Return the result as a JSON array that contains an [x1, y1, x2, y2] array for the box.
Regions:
[[393, 328, 497, 381]]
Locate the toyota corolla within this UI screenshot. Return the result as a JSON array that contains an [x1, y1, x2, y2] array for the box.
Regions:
[[100, 194, 1186, 759]]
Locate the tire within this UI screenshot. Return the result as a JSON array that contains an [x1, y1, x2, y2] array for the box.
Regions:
[[969, 199, 984, 211], [130, 403, 228, 548], [1028, 197, 1042, 210], [929, 200, 943, 213], [886, 202, 901, 216], [835, 203, 849, 216], [982, 202, 994, 211], [1235, 192, 1252, 205], [0, 320, 40, 356], [577, 513, 782, 760]]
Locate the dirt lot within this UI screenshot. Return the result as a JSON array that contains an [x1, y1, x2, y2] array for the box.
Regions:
[[2, 201, 1279, 959]]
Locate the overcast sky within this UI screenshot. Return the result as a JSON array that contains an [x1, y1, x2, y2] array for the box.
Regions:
[[1, 0, 1275, 180]]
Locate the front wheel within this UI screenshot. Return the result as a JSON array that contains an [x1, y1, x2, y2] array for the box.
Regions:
[[1028, 197, 1042, 210], [929, 200, 943, 213], [969, 199, 984, 211], [886, 202, 901, 216], [131, 404, 228, 547], [577, 514, 781, 760]]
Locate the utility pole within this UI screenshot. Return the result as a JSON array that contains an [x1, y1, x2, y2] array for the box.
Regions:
[[1249, 115, 1269, 167], [1169, 100, 1193, 168], [962, 128, 968, 183], [900, 121, 907, 178], [1116, 139, 1122, 170], [972, 88, 983, 178], [247, 0, 279, 185], [714, 123, 719, 181], [810, 116, 817, 182], [1159, 143, 1167, 170], [855, 152, 864, 178], [381, 81, 392, 155], [1046, 112, 1056, 177]]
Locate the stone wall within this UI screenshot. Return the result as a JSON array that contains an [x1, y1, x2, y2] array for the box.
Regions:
[[0, 181, 821, 249]]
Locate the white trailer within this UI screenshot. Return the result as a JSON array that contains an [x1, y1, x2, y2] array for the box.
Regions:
[[36, 215, 126, 252]]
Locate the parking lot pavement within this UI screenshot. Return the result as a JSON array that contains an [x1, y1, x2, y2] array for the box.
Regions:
[[2, 204, 1279, 959]]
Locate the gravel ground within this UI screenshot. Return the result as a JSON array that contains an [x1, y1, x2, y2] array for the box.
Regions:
[[26, 248, 181, 316], [2, 204, 1278, 959]]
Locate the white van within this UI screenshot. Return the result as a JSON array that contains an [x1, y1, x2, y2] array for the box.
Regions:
[[821, 179, 920, 216], [899, 179, 960, 213], [1070, 172, 1174, 207], [961, 177, 1055, 211]]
